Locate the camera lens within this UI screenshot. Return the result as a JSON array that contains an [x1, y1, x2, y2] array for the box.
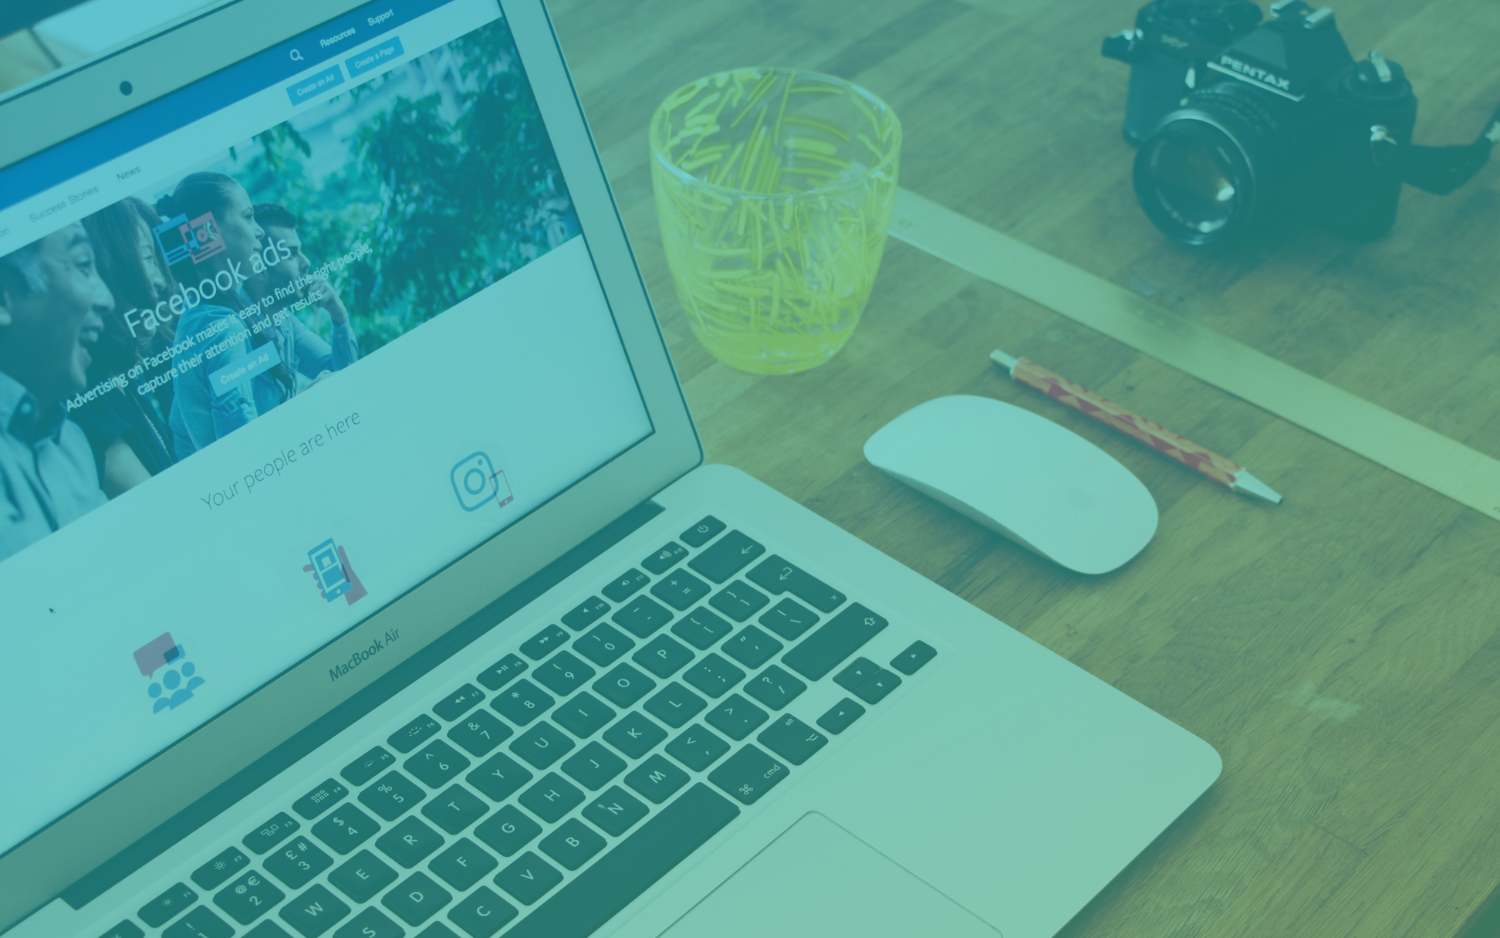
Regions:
[[1132, 82, 1291, 245]]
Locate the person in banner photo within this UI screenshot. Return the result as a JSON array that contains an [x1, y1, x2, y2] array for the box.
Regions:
[[158, 173, 358, 457], [71, 198, 183, 497], [246, 201, 358, 390], [0, 223, 112, 561]]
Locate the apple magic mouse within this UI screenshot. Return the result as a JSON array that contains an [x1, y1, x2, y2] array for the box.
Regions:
[[863, 395, 1157, 574]]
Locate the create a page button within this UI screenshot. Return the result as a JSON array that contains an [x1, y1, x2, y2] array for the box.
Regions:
[[346, 36, 404, 78], [286, 65, 345, 106]]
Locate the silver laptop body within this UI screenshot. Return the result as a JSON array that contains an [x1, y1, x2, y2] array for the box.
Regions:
[[0, 2, 1221, 936]]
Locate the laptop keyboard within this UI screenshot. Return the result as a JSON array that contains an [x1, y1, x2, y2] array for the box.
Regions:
[[104, 517, 937, 938]]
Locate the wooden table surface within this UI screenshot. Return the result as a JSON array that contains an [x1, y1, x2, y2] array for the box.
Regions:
[[549, 1, 1500, 936]]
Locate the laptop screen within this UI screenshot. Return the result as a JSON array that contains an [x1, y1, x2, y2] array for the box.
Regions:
[[0, 0, 652, 857]]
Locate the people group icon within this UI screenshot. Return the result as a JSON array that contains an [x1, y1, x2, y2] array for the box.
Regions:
[[133, 631, 206, 714], [147, 655, 205, 713]]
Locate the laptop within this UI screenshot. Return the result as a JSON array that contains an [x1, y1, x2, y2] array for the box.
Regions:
[[0, 1, 1221, 936]]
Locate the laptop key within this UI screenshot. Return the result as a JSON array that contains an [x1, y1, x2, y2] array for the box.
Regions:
[[722, 625, 783, 669], [490, 678, 554, 726], [757, 714, 828, 765], [245, 922, 293, 938], [758, 598, 819, 641], [612, 595, 674, 638], [574, 622, 635, 666], [743, 665, 807, 711], [561, 596, 610, 631], [341, 747, 395, 787], [705, 694, 769, 741], [192, 846, 251, 890], [359, 771, 426, 821], [428, 837, 498, 891], [671, 607, 734, 649], [447, 709, 512, 757], [518, 772, 585, 823], [380, 872, 450, 927], [602, 710, 668, 758], [475, 654, 527, 691], [509, 721, 576, 769], [782, 603, 888, 680], [891, 640, 938, 675], [708, 580, 769, 622], [97, 922, 144, 938], [520, 625, 571, 661], [601, 568, 650, 602], [708, 745, 788, 805], [687, 531, 764, 583], [214, 870, 285, 924], [432, 683, 486, 721], [682, 653, 746, 699], [474, 804, 542, 857], [592, 662, 656, 707], [746, 555, 847, 614], [376, 816, 445, 868], [311, 804, 380, 855], [553, 691, 616, 738], [815, 698, 865, 735], [279, 884, 350, 937], [854, 668, 902, 704], [163, 907, 233, 938], [561, 741, 628, 790], [582, 785, 649, 837], [327, 850, 396, 902], [447, 887, 517, 937], [494, 851, 563, 905], [833, 657, 879, 692], [499, 784, 739, 938], [244, 813, 301, 855], [665, 724, 730, 772], [466, 753, 533, 802], [265, 836, 334, 890], [533, 650, 596, 697], [632, 634, 694, 678], [650, 569, 712, 611], [680, 515, 726, 547], [292, 779, 348, 821], [405, 740, 471, 789], [643, 682, 706, 728], [420, 783, 490, 834], [642, 541, 688, 574], [540, 819, 607, 873], [388, 715, 441, 754], [331, 907, 403, 938], [623, 754, 689, 804]]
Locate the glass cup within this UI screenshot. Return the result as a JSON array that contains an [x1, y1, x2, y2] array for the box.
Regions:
[[649, 68, 901, 374]]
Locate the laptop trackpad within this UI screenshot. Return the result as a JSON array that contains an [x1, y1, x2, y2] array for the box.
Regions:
[[662, 812, 1001, 937]]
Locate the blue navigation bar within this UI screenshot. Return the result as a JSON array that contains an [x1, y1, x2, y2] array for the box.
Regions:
[[0, 0, 453, 211]]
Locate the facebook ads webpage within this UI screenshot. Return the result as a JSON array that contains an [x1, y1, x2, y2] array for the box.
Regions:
[[0, 0, 653, 855]]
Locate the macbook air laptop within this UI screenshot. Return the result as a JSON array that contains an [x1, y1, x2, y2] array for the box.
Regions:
[[0, 2, 1221, 936]]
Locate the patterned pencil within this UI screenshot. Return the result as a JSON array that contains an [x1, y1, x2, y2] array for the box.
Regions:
[[990, 349, 1282, 504]]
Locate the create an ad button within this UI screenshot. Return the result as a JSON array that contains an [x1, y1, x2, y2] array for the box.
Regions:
[[346, 36, 404, 78], [286, 64, 345, 105]]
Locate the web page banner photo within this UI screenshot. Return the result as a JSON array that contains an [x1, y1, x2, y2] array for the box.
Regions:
[[0, 1, 653, 856]]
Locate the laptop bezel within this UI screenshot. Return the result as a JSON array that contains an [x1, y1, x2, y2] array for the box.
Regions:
[[0, 0, 703, 925]]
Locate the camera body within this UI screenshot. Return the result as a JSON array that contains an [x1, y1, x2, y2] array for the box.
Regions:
[[1102, 0, 1264, 144], [1106, 1, 1422, 244]]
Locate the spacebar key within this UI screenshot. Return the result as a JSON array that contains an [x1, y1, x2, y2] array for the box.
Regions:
[[503, 784, 740, 938]]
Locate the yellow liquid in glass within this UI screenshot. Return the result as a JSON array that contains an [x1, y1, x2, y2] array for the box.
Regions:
[[650, 69, 901, 374]]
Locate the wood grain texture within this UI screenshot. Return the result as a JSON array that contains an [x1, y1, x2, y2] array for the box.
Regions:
[[545, 2, 1500, 936]]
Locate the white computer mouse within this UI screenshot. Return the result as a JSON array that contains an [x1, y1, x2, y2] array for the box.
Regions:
[[863, 395, 1158, 575]]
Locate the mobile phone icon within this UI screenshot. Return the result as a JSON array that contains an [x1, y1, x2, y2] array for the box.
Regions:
[[308, 539, 352, 602]]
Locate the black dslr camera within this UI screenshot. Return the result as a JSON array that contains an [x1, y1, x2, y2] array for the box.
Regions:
[[1103, 0, 1500, 245]]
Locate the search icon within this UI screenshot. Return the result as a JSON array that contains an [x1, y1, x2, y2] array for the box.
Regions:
[[289, 49, 304, 62]]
